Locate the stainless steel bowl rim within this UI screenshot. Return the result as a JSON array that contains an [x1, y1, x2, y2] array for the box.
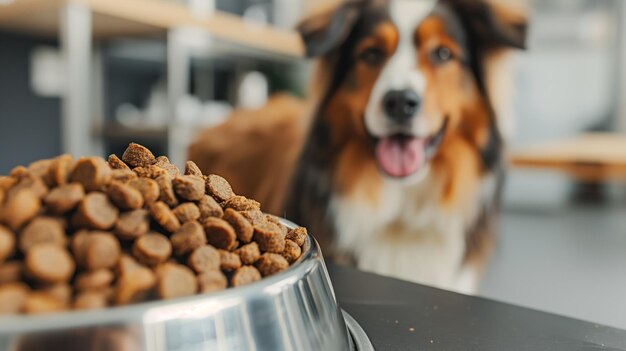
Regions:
[[0, 219, 321, 334]]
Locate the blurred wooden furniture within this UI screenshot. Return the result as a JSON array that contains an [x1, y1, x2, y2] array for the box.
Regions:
[[510, 133, 626, 182]]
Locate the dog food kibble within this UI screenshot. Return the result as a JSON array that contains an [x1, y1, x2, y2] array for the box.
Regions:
[[0, 283, 29, 314], [223, 208, 254, 243], [75, 269, 114, 291], [44, 183, 85, 214], [184, 160, 203, 177], [282, 240, 302, 263], [70, 157, 112, 192], [173, 202, 201, 223], [25, 244, 75, 284], [128, 178, 160, 204], [205, 174, 234, 202], [1, 188, 40, 230], [197, 270, 227, 293], [0, 143, 309, 314], [107, 154, 130, 170], [122, 143, 156, 168], [254, 221, 286, 253], [286, 227, 307, 247], [0, 226, 15, 262], [218, 250, 242, 272], [156, 174, 179, 207], [173, 175, 205, 201], [204, 217, 237, 250], [132, 233, 172, 266], [198, 194, 223, 220], [149, 201, 181, 233], [19, 217, 66, 253], [171, 221, 206, 256], [73, 193, 119, 230], [156, 263, 197, 299], [115, 209, 150, 240], [222, 195, 261, 212], [74, 291, 108, 310], [187, 245, 220, 273], [106, 181, 144, 210], [231, 266, 261, 287], [235, 242, 261, 265], [256, 253, 289, 277]]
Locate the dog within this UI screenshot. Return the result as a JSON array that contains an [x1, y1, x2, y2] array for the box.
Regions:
[[189, 0, 527, 294]]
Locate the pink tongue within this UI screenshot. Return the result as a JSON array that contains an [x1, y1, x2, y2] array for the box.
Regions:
[[375, 136, 424, 177]]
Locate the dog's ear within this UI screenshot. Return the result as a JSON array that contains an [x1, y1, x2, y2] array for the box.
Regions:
[[297, 1, 362, 57], [444, 0, 527, 50]]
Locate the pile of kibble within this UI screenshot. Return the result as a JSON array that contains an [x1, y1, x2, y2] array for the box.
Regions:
[[0, 143, 307, 314]]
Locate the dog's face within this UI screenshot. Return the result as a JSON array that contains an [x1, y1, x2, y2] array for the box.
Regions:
[[299, 0, 526, 180]]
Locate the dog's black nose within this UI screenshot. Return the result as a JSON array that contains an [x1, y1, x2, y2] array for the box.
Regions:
[[382, 89, 420, 123]]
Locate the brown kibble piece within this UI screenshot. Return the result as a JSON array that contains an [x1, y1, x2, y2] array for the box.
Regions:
[[254, 221, 286, 253], [44, 183, 84, 214], [222, 195, 260, 212], [266, 215, 289, 236], [205, 174, 234, 202], [114, 265, 155, 305], [114, 209, 149, 240], [223, 208, 254, 243], [19, 217, 66, 253], [256, 253, 289, 277], [23, 292, 66, 314], [235, 242, 261, 265], [12, 174, 49, 199], [198, 195, 223, 220], [75, 269, 114, 291], [282, 239, 302, 263], [0, 226, 15, 262], [128, 178, 160, 204], [71, 157, 112, 192], [133, 165, 168, 179], [74, 291, 108, 310], [286, 227, 307, 247], [28, 159, 52, 181], [47, 154, 74, 186], [197, 270, 227, 293], [25, 244, 75, 283], [0, 283, 29, 314], [1, 188, 40, 230], [73, 192, 119, 230], [231, 266, 261, 287], [44, 284, 72, 306], [70, 230, 89, 268], [0, 176, 16, 191], [10, 165, 28, 178], [218, 250, 241, 272], [240, 209, 265, 226], [187, 245, 220, 273], [154, 156, 181, 178], [171, 221, 206, 256], [110, 169, 137, 183], [132, 233, 172, 266], [173, 203, 201, 223], [203, 218, 237, 250], [84, 232, 121, 271], [149, 201, 181, 233], [184, 161, 203, 177], [106, 181, 144, 210], [156, 263, 197, 299], [122, 143, 156, 168], [155, 174, 178, 207], [173, 175, 205, 201], [0, 261, 22, 284], [107, 154, 129, 170]]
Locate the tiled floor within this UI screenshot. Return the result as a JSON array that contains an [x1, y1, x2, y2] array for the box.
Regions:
[[480, 203, 626, 329]]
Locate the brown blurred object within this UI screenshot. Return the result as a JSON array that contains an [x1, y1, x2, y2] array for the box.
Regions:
[[510, 133, 626, 182], [13, 326, 142, 351], [188, 94, 310, 215]]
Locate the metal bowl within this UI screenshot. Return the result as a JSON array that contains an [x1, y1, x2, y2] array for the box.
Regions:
[[0, 220, 364, 351]]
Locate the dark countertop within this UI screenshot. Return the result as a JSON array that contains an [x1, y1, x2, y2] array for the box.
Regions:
[[328, 264, 626, 351]]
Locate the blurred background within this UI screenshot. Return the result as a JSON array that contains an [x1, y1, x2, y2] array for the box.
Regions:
[[1, 0, 626, 329]]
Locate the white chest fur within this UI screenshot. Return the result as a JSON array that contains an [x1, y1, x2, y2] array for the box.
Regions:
[[329, 169, 478, 294]]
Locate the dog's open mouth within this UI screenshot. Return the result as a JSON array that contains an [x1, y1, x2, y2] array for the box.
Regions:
[[372, 118, 448, 178]]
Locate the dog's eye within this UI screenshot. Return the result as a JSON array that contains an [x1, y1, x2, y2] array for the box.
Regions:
[[359, 47, 385, 66], [430, 46, 453, 64]]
